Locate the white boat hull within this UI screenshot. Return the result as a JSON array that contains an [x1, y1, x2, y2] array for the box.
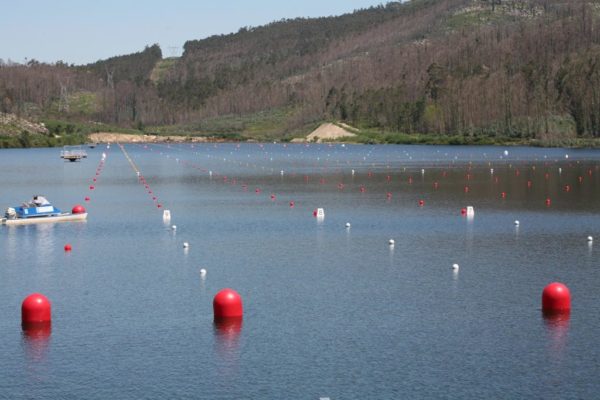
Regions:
[[1, 213, 87, 226]]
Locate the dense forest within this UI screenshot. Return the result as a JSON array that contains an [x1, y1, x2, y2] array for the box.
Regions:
[[1, 0, 600, 144]]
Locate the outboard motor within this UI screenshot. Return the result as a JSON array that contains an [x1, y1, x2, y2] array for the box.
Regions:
[[5, 207, 16, 219]]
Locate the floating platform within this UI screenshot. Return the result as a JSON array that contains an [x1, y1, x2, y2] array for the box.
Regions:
[[60, 146, 88, 162]]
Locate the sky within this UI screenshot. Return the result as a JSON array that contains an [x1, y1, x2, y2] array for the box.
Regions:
[[0, 0, 385, 65]]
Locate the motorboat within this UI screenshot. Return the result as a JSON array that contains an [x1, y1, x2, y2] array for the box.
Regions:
[[2, 202, 87, 226]]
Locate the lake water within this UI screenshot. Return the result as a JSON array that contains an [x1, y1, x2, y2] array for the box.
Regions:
[[1, 143, 599, 399]]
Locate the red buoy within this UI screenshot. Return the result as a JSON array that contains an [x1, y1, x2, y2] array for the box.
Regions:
[[89, 185, 95, 190], [64, 244, 72, 252], [418, 200, 425, 207], [542, 282, 571, 313], [545, 198, 552, 206], [213, 289, 243, 319], [22, 293, 51, 326], [84, 196, 90, 202], [71, 205, 86, 214], [461, 208, 467, 215]]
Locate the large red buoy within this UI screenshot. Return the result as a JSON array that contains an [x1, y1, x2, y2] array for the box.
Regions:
[[213, 289, 243, 319], [22, 293, 51, 326], [542, 282, 571, 313], [64, 244, 72, 252], [71, 205, 86, 214]]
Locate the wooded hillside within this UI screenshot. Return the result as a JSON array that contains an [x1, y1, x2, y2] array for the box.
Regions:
[[1, 0, 600, 143]]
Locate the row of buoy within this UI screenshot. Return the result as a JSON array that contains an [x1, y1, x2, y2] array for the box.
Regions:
[[22, 282, 572, 332], [140, 143, 597, 214]]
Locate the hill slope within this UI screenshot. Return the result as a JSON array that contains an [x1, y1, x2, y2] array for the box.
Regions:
[[1, 0, 600, 144]]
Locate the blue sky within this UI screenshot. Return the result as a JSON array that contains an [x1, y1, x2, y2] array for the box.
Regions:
[[0, 0, 385, 65]]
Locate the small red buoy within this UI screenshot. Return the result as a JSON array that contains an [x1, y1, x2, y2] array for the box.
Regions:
[[71, 205, 86, 214], [360, 186, 366, 193], [527, 180, 532, 188], [464, 186, 470, 193], [22, 293, 51, 327], [545, 198, 552, 206], [289, 201, 295, 208], [542, 282, 571, 313], [564, 185, 571, 192], [418, 200, 425, 207], [313, 209, 318, 217], [386, 192, 392, 199], [501, 192, 507, 198], [89, 185, 95, 190], [270, 194, 276, 200], [64, 244, 72, 252], [157, 204, 162, 208], [213, 289, 243, 319], [84, 196, 90, 202], [461, 208, 467, 215], [93, 178, 97, 182]]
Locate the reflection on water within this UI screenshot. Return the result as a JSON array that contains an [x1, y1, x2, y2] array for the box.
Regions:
[[543, 311, 570, 361], [213, 318, 243, 374], [21, 323, 52, 363]]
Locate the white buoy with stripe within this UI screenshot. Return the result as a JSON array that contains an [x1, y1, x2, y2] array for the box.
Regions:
[[163, 209, 171, 222]]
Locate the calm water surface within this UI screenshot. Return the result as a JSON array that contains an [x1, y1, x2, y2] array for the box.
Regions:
[[1, 144, 599, 399]]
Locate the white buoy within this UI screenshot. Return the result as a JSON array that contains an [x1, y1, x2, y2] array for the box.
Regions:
[[183, 242, 189, 248], [209, 171, 213, 177], [280, 170, 284, 176], [466, 206, 475, 218], [558, 167, 562, 174], [162, 209, 171, 222], [315, 208, 325, 219], [504, 150, 509, 156], [171, 225, 177, 231], [452, 263, 460, 270], [351, 169, 355, 176], [345, 222, 351, 228], [588, 236, 593, 242], [200, 268, 207, 277], [514, 220, 520, 226], [389, 239, 395, 246], [490, 168, 494, 174], [421, 168, 425, 175], [565, 154, 569, 159]]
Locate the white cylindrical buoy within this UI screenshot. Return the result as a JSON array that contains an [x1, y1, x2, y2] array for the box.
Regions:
[[183, 242, 189, 248], [421, 168, 425, 175], [588, 236, 593, 242], [280, 170, 284, 176], [171, 225, 177, 231], [504, 150, 509, 156], [389, 239, 395, 246], [466, 206, 475, 218], [351, 169, 355, 176], [200, 268, 207, 278], [452, 263, 460, 270], [490, 168, 494, 174], [514, 220, 520, 226], [345, 222, 351, 228], [163, 209, 171, 221]]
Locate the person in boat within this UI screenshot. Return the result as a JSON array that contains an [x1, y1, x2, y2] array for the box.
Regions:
[[31, 195, 50, 207]]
